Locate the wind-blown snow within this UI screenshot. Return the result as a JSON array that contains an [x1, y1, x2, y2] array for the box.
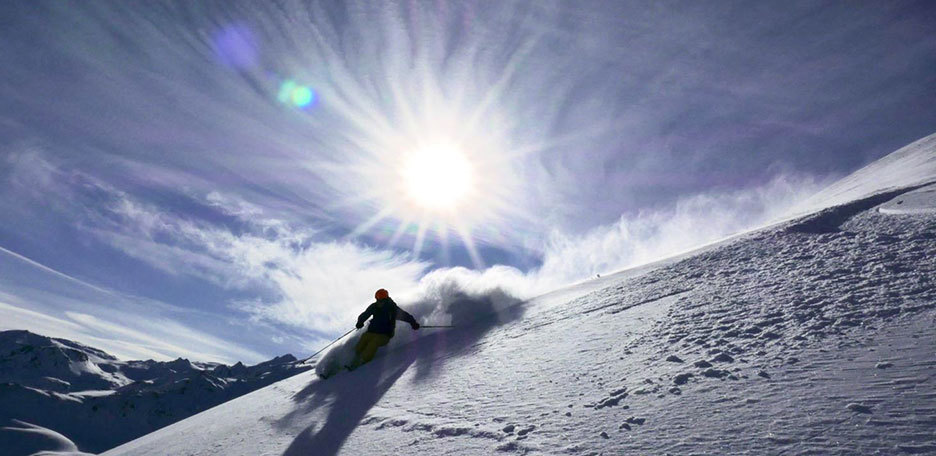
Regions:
[[103, 134, 936, 455]]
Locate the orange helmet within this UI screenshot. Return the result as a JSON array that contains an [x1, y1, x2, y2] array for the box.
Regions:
[[375, 288, 389, 300]]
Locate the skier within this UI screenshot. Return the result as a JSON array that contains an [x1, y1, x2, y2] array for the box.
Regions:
[[346, 288, 420, 371]]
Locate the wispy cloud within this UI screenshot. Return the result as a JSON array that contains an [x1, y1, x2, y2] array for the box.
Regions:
[[0, 296, 263, 364], [87, 185, 432, 333], [0, 244, 112, 295]]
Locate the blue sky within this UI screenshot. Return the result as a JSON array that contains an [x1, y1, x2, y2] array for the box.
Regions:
[[1, 1, 934, 363]]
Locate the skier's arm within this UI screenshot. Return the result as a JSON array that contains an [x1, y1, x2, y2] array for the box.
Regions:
[[395, 307, 419, 329], [356, 304, 375, 328]]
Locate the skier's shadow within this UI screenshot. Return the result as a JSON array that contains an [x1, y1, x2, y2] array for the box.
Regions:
[[279, 293, 523, 456], [280, 354, 411, 456]]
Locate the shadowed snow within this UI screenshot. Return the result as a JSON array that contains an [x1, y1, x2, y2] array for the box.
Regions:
[[0, 420, 93, 456]]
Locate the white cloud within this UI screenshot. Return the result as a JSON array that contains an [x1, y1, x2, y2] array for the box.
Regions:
[[235, 241, 429, 332]]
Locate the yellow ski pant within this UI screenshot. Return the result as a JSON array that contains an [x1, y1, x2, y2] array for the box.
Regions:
[[355, 332, 391, 363]]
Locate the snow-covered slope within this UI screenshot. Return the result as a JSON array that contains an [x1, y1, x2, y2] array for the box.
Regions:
[[103, 133, 936, 455], [801, 132, 936, 210], [1, 420, 95, 456], [0, 331, 311, 454]]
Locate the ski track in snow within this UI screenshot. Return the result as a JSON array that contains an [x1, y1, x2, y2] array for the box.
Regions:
[[104, 186, 936, 455]]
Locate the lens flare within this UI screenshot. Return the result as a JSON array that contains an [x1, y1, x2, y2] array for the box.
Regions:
[[292, 86, 314, 106], [277, 79, 317, 108]]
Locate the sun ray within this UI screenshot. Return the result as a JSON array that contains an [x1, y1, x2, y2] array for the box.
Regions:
[[299, 22, 398, 141], [412, 214, 431, 260], [329, 185, 391, 211], [306, 66, 395, 141], [345, 205, 398, 240], [389, 78, 422, 137], [388, 217, 415, 248], [454, 221, 485, 270], [478, 118, 624, 166], [462, 35, 542, 137], [436, 219, 451, 266]]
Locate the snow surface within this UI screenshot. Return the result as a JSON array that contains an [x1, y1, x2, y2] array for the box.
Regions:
[[879, 183, 936, 215], [0, 420, 94, 456], [103, 134, 936, 455]]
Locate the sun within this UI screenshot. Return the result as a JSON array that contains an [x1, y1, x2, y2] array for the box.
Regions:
[[340, 110, 521, 267], [400, 141, 474, 212]]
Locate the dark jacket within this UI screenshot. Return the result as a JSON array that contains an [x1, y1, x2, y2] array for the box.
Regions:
[[357, 297, 417, 337]]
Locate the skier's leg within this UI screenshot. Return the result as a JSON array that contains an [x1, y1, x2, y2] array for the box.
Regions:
[[376, 334, 390, 348], [359, 337, 380, 363], [354, 333, 370, 356], [348, 333, 373, 369], [360, 334, 390, 363]]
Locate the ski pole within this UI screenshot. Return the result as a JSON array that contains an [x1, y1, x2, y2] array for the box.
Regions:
[[420, 325, 455, 328], [300, 327, 357, 364]]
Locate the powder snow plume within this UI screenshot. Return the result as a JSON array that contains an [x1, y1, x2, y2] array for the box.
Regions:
[[314, 271, 525, 378]]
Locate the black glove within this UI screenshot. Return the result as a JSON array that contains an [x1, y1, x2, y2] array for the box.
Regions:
[[356, 322, 363, 329], [410, 321, 420, 330]]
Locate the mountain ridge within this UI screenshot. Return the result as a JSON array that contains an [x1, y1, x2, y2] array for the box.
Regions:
[[0, 329, 311, 454]]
